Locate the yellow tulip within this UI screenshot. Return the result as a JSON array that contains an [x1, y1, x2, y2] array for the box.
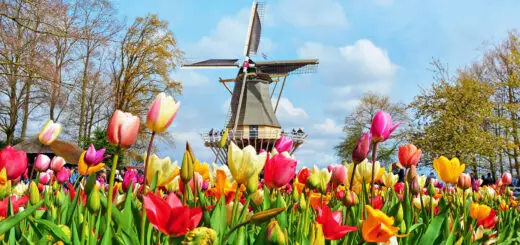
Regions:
[[306, 165, 332, 194], [146, 92, 180, 133], [145, 153, 178, 187], [38, 120, 62, 145], [78, 152, 105, 176], [194, 161, 210, 182], [412, 195, 438, 210], [418, 175, 426, 189], [0, 169, 11, 199], [470, 203, 491, 220], [433, 156, 465, 185], [382, 171, 398, 188], [227, 142, 266, 185]]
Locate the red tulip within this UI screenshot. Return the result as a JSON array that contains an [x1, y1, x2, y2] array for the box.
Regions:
[[316, 204, 358, 240], [352, 132, 371, 164], [264, 153, 297, 189], [502, 173, 512, 186], [297, 168, 311, 184], [398, 144, 421, 168], [0, 195, 29, 217], [477, 209, 497, 229], [373, 196, 383, 210], [0, 146, 28, 180], [143, 192, 202, 236], [370, 111, 403, 143], [275, 136, 293, 153], [394, 182, 405, 193], [107, 110, 140, 147]]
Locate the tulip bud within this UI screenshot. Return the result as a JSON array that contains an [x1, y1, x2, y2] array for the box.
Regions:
[[298, 194, 307, 212], [251, 189, 264, 206], [250, 207, 286, 225], [266, 219, 285, 245], [343, 190, 359, 207], [87, 185, 101, 213], [406, 165, 418, 184], [218, 129, 228, 148], [30, 181, 40, 205], [352, 133, 371, 164], [50, 203, 57, 220], [308, 222, 325, 245], [410, 175, 420, 195], [458, 173, 471, 190], [246, 175, 258, 194], [395, 204, 404, 224], [502, 173, 512, 186], [55, 190, 65, 206], [57, 225, 72, 241], [428, 181, 436, 196], [182, 227, 218, 245], [181, 150, 194, 184]]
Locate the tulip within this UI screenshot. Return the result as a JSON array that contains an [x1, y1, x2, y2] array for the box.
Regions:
[[251, 188, 264, 206], [12, 182, 27, 197], [39, 170, 53, 185], [308, 222, 325, 245], [275, 135, 293, 153], [77, 146, 107, 176], [0, 195, 29, 217], [433, 156, 465, 185], [476, 210, 497, 229], [143, 192, 202, 236], [264, 152, 297, 189], [56, 168, 71, 184], [382, 171, 398, 188], [146, 153, 178, 187], [29, 181, 39, 205], [357, 160, 381, 183], [329, 164, 347, 184], [183, 227, 218, 245], [194, 161, 210, 182], [370, 111, 403, 143], [502, 173, 512, 186], [146, 92, 180, 133], [373, 195, 384, 210], [412, 195, 438, 210], [316, 205, 358, 240], [306, 165, 332, 194], [266, 219, 285, 245], [50, 156, 66, 172], [394, 182, 404, 193], [352, 132, 371, 164], [107, 110, 140, 147], [227, 142, 266, 185], [0, 168, 11, 199], [180, 172, 203, 192], [362, 205, 401, 243], [0, 146, 27, 180], [458, 173, 471, 190], [410, 175, 420, 195], [342, 190, 358, 207], [38, 120, 62, 146], [87, 185, 101, 213], [470, 203, 491, 221], [181, 150, 194, 184], [122, 170, 138, 192], [297, 168, 311, 184], [34, 154, 50, 172], [398, 144, 421, 168]]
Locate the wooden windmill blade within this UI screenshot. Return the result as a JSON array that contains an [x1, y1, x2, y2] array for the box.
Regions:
[[255, 59, 319, 75], [181, 59, 240, 69], [243, 2, 264, 57]]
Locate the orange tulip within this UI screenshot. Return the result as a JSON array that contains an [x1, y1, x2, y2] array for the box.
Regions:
[[470, 203, 491, 220], [362, 205, 402, 243], [107, 110, 140, 148], [397, 144, 421, 168]]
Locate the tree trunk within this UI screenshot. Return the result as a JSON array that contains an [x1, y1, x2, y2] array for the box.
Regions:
[[20, 82, 31, 140], [78, 49, 90, 144]]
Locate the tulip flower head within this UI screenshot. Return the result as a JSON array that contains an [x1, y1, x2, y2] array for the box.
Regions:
[[0, 146, 27, 180], [56, 168, 71, 184], [227, 142, 266, 185], [39, 170, 53, 185], [145, 153, 178, 187], [382, 170, 398, 188], [274, 136, 293, 153], [316, 205, 358, 240], [50, 156, 66, 172], [306, 165, 332, 194], [264, 152, 297, 189], [433, 156, 465, 185], [398, 144, 421, 168], [146, 92, 180, 133], [502, 173, 512, 186], [362, 205, 401, 243], [458, 173, 471, 190], [352, 132, 371, 164], [0, 169, 11, 199], [470, 203, 491, 221], [297, 168, 311, 184], [329, 164, 347, 185], [107, 110, 140, 147], [370, 111, 403, 143], [38, 120, 62, 146], [34, 154, 51, 172], [143, 192, 202, 237], [78, 145, 107, 176], [122, 170, 138, 192]]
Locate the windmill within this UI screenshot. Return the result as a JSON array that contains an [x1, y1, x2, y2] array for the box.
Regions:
[[182, 2, 319, 164]]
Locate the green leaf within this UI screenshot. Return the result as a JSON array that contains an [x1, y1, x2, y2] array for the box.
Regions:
[[275, 192, 288, 229], [0, 201, 43, 236], [262, 186, 270, 210], [33, 219, 72, 245], [418, 207, 449, 244], [100, 226, 113, 245], [150, 171, 159, 192], [210, 193, 227, 243], [72, 219, 81, 245]]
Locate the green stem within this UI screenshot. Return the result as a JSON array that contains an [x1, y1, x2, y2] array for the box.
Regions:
[[221, 220, 250, 245], [370, 142, 379, 206], [106, 147, 120, 232], [231, 187, 240, 226], [140, 133, 156, 245]]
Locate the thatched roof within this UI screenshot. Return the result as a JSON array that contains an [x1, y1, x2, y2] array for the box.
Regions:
[[14, 138, 83, 164]]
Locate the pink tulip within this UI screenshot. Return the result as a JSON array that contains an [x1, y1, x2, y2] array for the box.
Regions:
[[56, 168, 70, 184], [352, 133, 371, 164], [39, 170, 53, 185], [457, 173, 471, 190], [264, 153, 297, 189], [329, 164, 347, 184], [502, 173, 512, 186], [50, 156, 66, 172], [275, 136, 293, 153], [0, 146, 28, 180], [84, 144, 108, 166], [34, 154, 50, 172], [122, 170, 138, 192], [107, 110, 140, 147], [370, 111, 403, 142]]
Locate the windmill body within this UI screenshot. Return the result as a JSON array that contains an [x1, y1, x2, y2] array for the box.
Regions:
[[182, 2, 318, 164]]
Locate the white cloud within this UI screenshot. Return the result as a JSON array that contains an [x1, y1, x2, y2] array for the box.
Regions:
[[175, 71, 210, 88], [185, 8, 274, 59], [314, 118, 343, 135], [273, 97, 309, 124], [271, 0, 348, 28]]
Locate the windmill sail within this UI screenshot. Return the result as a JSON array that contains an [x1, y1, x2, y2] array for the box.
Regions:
[[182, 59, 239, 68], [244, 2, 263, 57]]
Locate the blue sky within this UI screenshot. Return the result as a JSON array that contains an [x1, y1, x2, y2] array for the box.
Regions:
[[114, 0, 520, 168]]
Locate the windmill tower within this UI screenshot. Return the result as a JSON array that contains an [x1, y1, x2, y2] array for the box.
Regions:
[[182, 2, 319, 164]]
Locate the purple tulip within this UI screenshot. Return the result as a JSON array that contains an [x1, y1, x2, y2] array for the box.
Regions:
[[352, 132, 372, 164], [123, 170, 138, 192], [370, 111, 403, 142], [84, 144, 109, 166], [275, 136, 293, 153]]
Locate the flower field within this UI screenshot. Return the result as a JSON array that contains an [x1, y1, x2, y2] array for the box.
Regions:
[[0, 93, 518, 245]]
